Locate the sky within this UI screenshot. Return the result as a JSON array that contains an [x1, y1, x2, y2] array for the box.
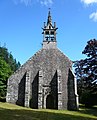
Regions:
[[0, 0, 97, 65]]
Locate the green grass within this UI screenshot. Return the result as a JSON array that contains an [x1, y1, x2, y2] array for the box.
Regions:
[[0, 102, 97, 120]]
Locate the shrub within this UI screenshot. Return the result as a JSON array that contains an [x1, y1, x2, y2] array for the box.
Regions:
[[80, 91, 97, 107], [0, 97, 6, 102]]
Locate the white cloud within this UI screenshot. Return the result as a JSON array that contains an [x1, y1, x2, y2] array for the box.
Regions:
[[12, 0, 32, 6], [81, 0, 97, 5], [89, 11, 97, 22], [40, 0, 53, 7], [20, 0, 32, 6], [12, 0, 53, 6]]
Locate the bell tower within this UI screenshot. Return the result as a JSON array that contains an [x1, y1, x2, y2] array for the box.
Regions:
[[42, 10, 58, 49]]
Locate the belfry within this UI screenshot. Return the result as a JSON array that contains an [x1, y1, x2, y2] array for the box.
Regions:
[[6, 11, 79, 110], [42, 10, 57, 42]]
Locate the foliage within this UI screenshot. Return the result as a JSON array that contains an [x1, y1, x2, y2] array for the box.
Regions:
[[0, 46, 21, 98], [0, 57, 12, 97], [80, 90, 97, 107], [0, 46, 21, 72], [74, 39, 97, 106], [0, 102, 97, 120], [0, 97, 6, 102]]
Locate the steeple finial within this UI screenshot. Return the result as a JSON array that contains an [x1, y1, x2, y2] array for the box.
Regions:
[[48, 8, 51, 15]]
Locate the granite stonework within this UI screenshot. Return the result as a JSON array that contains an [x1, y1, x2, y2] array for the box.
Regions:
[[6, 11, 79, 110]]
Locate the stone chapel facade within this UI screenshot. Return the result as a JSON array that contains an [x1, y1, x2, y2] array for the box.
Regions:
[[6, 11, 79, 110]]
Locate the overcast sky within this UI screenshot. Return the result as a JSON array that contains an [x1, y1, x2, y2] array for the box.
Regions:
[[0, 0, 97, 64]]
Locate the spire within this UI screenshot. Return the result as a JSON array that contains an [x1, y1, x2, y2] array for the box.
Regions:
[[47, 9, 52, 26]]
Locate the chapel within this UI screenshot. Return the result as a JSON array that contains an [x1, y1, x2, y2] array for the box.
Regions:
[[6, 11, 78, 110]]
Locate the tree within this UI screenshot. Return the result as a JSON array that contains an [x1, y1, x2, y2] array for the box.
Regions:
[[0, 46, 21, 72], [0, 57, 12, 97], [74, 39, 97, 106], [0, 45, 21, 99]]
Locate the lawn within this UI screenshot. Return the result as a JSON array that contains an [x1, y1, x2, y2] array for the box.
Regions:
[[0, 102, 97, 120]]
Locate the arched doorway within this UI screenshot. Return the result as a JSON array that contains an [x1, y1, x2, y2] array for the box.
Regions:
[[46, 94, 54, 109]]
